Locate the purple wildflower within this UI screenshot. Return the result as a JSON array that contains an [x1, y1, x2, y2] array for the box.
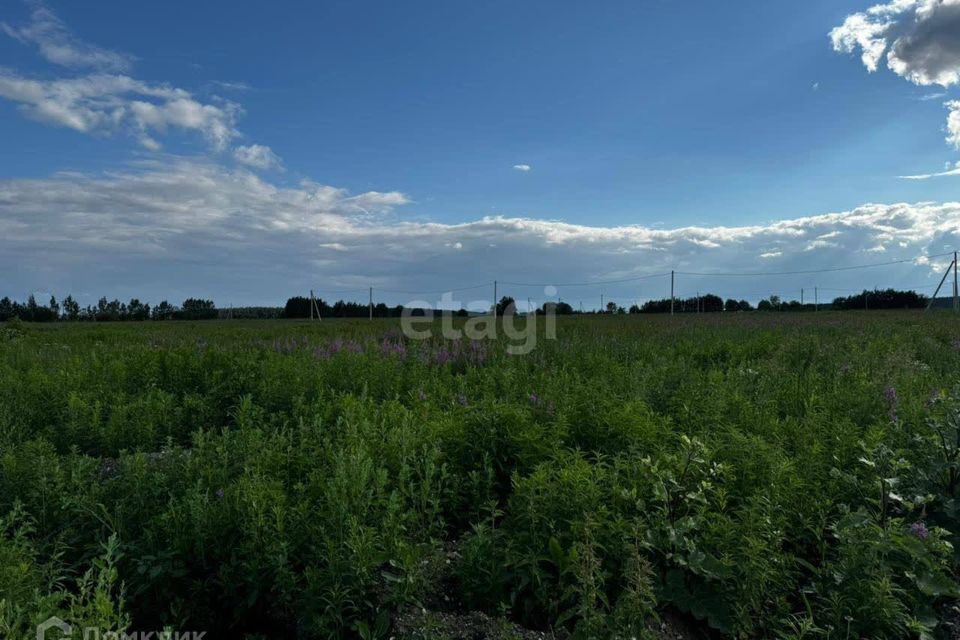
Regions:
[[381, 339, 406, 357], [910, 521, 928, 540], [528, 393, 540, 406], [215, 488, 225, 500]]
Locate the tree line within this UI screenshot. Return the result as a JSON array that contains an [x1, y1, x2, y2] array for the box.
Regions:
[[498, 289, 929, 315], [0, 295, 420, 322], [0, 288, 933, 322], [0, 296, 219, 322]]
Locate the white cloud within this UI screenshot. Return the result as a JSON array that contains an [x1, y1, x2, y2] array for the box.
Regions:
[[689, 238, 721, 249], [513, 164, 531, 172], [0, 5, 241, 152], [948, 100, 960, 148], [900, 160, 960, 179], [831, 0, 960, 87], [1, 157, 958, 304], [805, 239, 838, 251], [0, 69, 241, 152], [233, 144, 281, 170], [833, 3, 960, 159], [212, 81, 252, 92], [1, 4, 133, 72]]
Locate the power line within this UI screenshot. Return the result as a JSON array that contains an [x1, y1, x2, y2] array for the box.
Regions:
[[311, 288, 370, 295], [308, 251, 954, 308], [377, 282, 492, 295]]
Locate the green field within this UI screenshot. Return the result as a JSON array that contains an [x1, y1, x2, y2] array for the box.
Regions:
[[1, 314, 959, 639]]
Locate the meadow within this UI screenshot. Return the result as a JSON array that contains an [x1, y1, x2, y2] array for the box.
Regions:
[[1, 313, 959, 639]]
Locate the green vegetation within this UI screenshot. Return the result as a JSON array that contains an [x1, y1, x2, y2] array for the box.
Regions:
[[1, 313, 958, 638]]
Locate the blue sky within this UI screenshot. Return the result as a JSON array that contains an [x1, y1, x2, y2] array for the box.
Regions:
[[2, 0, 960, 307]]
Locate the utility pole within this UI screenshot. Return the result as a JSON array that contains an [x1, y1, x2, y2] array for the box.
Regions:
[[801, 289, 804, 306], [814, 287, 818, 312], [601, 293, 604, 313], [310, 289, 315, 321], [493, 280, 497, 318], [670, 270, 675, 316], [954, 251, 958, 313], [927, 256, 956, 312], [368, 287, 373, 320], [527, 297, 532, 314]]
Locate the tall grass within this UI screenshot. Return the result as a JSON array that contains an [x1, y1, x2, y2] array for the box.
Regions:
[[0, 313, 957, 638]]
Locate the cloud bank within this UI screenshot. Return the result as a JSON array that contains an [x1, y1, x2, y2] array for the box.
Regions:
[[1, 158, 957, 306]]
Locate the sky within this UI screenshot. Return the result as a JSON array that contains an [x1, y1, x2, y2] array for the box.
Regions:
[[1, 0, 960, 309]]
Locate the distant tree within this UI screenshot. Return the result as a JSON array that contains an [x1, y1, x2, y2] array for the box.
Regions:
[[0, 297, 12, 321], [496, 296, 517, 315], [724, 298, 739, 312], [180, 298, 217, 320], [127, 298, 150, 321], [629, 304, 641, 314], [283, 296, 313, 318], [62, 295, 80, 320], [831, 289, 927, 311], [49, 295, 60, 319], [757, 299, 773, 311], [152, 300, 176, 320], [738, 299, 753, 311], [539, 301, 573, 315], [700, 294, 723, 312], [605, 301, 618, 314]]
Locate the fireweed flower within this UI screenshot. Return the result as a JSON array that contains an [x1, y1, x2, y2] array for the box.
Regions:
[[911, 521, 928, 540]]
